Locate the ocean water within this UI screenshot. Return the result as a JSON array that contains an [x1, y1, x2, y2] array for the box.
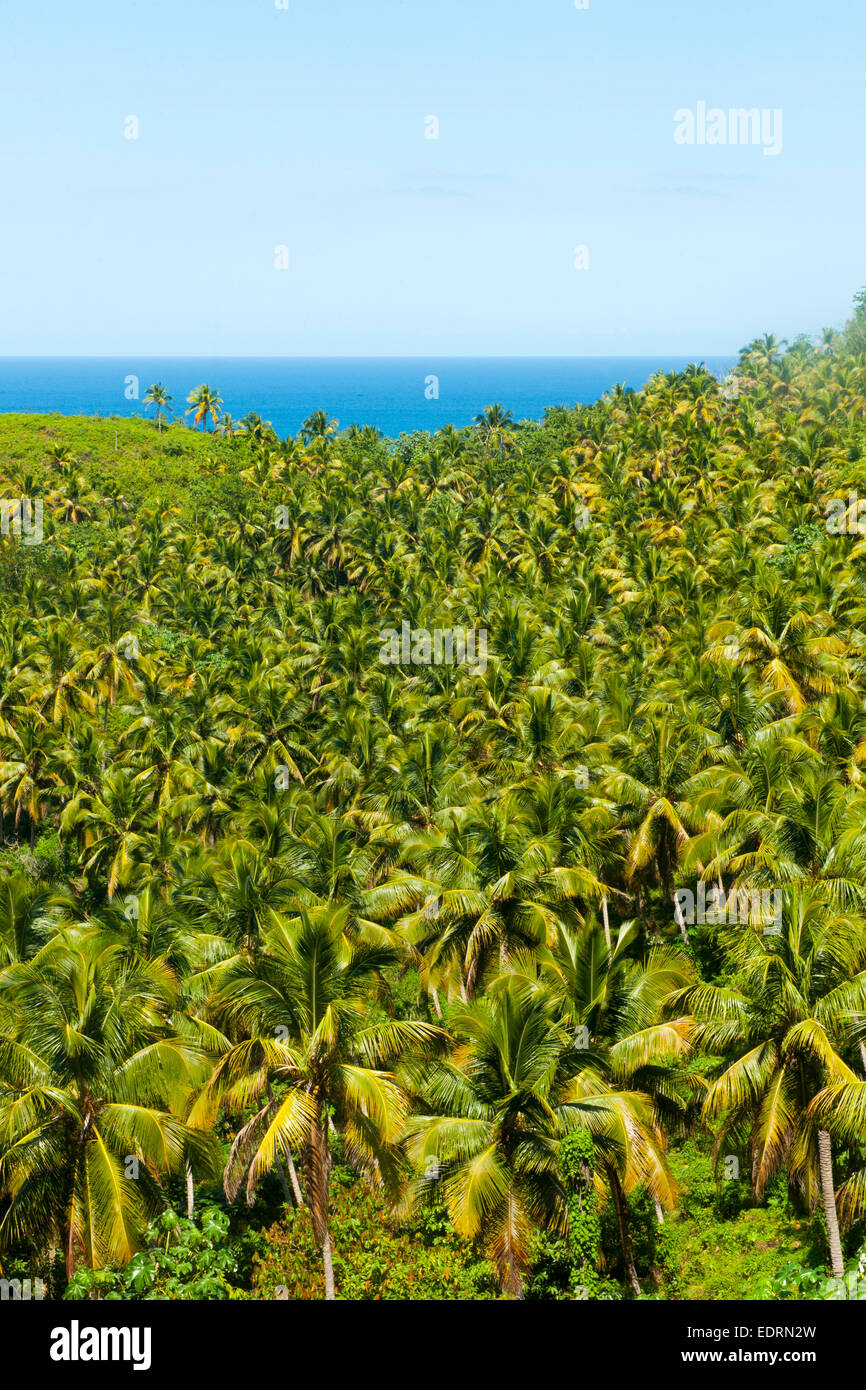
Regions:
[[0, 356, 736, 439]]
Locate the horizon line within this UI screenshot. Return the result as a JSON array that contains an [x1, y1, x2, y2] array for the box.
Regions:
[[0, 351, 740, 361]]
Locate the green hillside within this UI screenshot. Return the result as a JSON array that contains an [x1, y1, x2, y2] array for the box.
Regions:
[[3, 302, 866, 1300]]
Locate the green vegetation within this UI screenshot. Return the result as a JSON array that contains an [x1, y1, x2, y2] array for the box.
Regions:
[[248, 1183, 498, 1301], [3, 301, 866, 1300], [65, 1208, 247, 1301]]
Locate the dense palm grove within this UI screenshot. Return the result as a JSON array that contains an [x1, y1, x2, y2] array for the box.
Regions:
[[3, 300, 866, 1301]]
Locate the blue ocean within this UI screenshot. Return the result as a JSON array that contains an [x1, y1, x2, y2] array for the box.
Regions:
[[0, 357, 736, 439]]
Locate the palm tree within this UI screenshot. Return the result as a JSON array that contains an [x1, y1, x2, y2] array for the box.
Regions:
[[143, 384, 173, 433], [0, 873, 58, 965], [473, 403, 515, 451], [0, 715, 69, 849], [602, 710, 703, 940], [407, 976, 571, 1295], [675, 885, 866, 1277], [60, 768, 156, 897], [0, 935, 216, 1275], [385, 792, 603, 1001], [185, 385, 223, 433], [207, 906, 445, 1299], [300, 410, 338, 444], [519, 921, 693, 1288], [408, 969, 682, 1296]]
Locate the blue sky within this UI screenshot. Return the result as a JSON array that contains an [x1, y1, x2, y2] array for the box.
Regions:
[[1, 0, 863, 355]]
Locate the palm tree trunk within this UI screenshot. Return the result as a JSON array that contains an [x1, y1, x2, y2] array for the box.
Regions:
[[637, 888, 659, 943], [322, 1228, 336, 1300], [653, 1196, 665, 1225], [672, 888, 689, 945], [431, 986, 442, 1020], [274, 1155, 292, 1205], [304, 1113, 335, 1299], [64, 1219, 75, 1280], [186, 1161, 195, 1220], [285, 1151, 304, 1207], [817, 1128, 844, 1278], [659, 836, 689, 944], [607, 1165, 642, 1296], [500, 1191, 525, 1300], [859, 1041, 866, 1075], [601, 893, 611, 954]]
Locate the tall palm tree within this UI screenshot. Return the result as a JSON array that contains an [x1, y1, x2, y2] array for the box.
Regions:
[[674, 885, 866, 1277], [143, 384, 173, 433], [207, 906, 445, 1298], [185, 385, 223, 433], [0, 936, 216, 1275], [300, 410, 338, 444], [408, 970, 681, 1296], [407, 977, 571, 1295]]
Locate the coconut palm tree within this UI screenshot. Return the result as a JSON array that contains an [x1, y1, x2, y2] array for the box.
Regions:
[[300, 410, 338, 444], [143, 384, 173, 433], [408, 969, 682, 1296], [185, 385, 223, 433], [0, 935, 216, 1275], [206, 905, 445, 1298], [674, 885, 866, 1277]]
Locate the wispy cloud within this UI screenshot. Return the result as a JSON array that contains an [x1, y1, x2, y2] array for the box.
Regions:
[[633, 170, 754, 199], [386, 169, 504, 199]]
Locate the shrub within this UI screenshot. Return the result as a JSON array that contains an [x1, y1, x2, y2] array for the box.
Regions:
[[249, 1182, 498, 1300]]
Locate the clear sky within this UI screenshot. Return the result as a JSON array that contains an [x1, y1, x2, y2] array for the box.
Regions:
[[1, 0, 863, 356]]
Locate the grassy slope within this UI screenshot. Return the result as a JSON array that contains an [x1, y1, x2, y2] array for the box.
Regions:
[[662, 1143, 809, 1300], [0, 413, 232, 507]]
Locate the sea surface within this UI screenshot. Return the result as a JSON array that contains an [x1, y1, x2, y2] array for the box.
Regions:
[[0, 357, 736, 439]]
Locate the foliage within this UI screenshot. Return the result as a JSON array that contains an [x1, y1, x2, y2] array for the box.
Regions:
[[653, 1143, 810, 1300], [762, 1244, 866, 1300], [64, 1207, 250, 1300], [559, 1128, 601, 1296], [248, 1181, 498, 1300], [2, 302, 866, 1297]]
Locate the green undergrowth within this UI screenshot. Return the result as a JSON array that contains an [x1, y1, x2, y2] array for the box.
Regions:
[[657, 1143, 812, 1300]]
